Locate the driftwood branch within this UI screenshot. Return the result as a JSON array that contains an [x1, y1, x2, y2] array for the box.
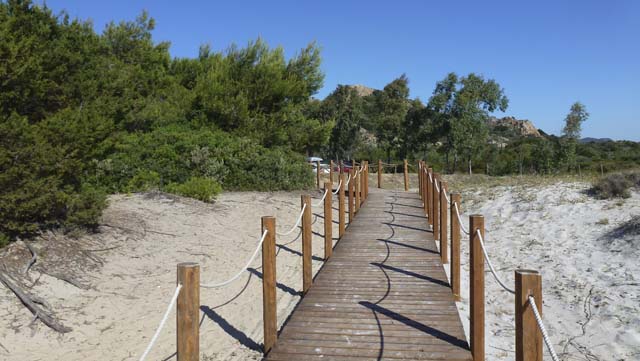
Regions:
[[23, 242, 38, 276], [0, 272, 72, 333]]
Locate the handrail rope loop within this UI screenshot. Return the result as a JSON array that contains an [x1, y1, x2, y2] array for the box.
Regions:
[[138, 283, 183, 361], [528, 296, 561, 361], [276, 204, 306, 236], [332, 179, 342, 195], [435, 179, 440, 193], [200, 230, 269, 288], [453, 203, 470, 235], [476, 229, 515, 294], [313, 188, 329, 207]]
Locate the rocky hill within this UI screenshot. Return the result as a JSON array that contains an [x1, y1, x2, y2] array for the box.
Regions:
[[487, 116, 542, 138], [349, 84, 375, 97]]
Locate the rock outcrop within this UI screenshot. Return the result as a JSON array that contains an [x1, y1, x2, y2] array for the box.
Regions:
[[487, 116, 542, 138]]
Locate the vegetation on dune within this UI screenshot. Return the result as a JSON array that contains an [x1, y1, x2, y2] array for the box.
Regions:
[[591, 171, 640, 199], [0, 1, 319, 243], [1, 1, 638, 245]]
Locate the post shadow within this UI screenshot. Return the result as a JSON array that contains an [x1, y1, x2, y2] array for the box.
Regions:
[[370, 262, 450, 288], [200, 305, 263, 352], [276, 244, 324, 262], [247, 267, 301, 296], [359, 301, 469, 350], [377, 238, 438, 254]]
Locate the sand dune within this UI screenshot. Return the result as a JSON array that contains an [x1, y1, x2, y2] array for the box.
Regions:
[[0, 176, 637, 360]]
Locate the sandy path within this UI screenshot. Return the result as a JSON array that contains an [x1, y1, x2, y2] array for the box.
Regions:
[[448, 181, 640, 361], [0, 189, 336, 360]]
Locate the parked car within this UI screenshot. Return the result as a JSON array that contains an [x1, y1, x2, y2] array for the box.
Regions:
[[307, 157, 330, 174]]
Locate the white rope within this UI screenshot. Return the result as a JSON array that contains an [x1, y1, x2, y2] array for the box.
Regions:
[[314, 188, 329, 207], [200, 230, 268, 288], [476, 229, 515, 294], [453, 203, 470, 235], [345, 174, 352, 186], [139, 284, 183, 361], [444, 191, 450, 204], [528, 296, 561, 361], [332, 179, 342, 195], [435, 180, 440, 193], [276, 204, 306, 236]]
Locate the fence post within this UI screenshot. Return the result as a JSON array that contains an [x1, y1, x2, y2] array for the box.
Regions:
[[427, 168, 433, 225], [365, 161, 369, 199], [403, 159, 409, 191], [450, 193, 461, 301], [316, 160, 320, 189], [470, 215, 485, 361], [329, 160, 334, 184], [440, 180, 448, 264], [355, 167, 361, 213], [360, 162, 366, 203], [378, 159, 382, 188], [177, 262, 200, 361], [419, 161, 423, 198], [515, 270, 543, 361], [324, 182, 333, 260], [348, 169, 355, 223], [339, 172, 346, 238], [301, 195, 312, 294], [261, 217, 277, 354], [433, 174, 440, 241]]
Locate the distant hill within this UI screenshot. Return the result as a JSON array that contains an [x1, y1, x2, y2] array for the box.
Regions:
[[486, 116, 542, 138], [348, 84, 375, 97], [580, 137, 614, 143]]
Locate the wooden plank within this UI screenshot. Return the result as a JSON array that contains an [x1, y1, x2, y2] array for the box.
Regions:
[[265, 189, 471, 361]]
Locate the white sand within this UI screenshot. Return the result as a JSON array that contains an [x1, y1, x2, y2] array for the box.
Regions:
[[1, 178, 638, 360], [0, 190, 335, 360], [448, 181, 640, 360]]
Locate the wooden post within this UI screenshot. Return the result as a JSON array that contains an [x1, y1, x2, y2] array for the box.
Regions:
[[418, 162, 422, 198], [329, 160, 334, 184], [177, 262, 200, 361], [348, 169, 355, 223], [355, 167, 361, 213], [516, 270, 543, 361], [338, 172, 346, 238], [301, 195, 312, 294], [470, 215, 485, 361], [440, 180, 448, 264], [261, 217, 277, 354], [324, 182, 333, 260], [360, 163, 366, 203], [403, 159, 409, 191], [365, 161, 369, 199], [427, 168, 433, 225], [422, 165, 428, 220], [450, 193, 461, 301], [316, 160, 321, 189], [378, 159, 382, 188], [433, 174, 440, 241]]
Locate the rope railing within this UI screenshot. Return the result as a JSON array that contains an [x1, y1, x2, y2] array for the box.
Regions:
[[476, 229, 515, 294], [332, 179, 342, 195], [528, 296, 561, 361], [200, 230, 269, 288], [139, 284, 183, 361], [313, 188, 329, 207], [453, 203, 470, 235], [276, 204, 306, 236]]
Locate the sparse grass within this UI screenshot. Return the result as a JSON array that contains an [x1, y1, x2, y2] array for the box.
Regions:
[[602, 215, 640, 243], [596, 218, 609, 225], [442, 173, 599, 193]]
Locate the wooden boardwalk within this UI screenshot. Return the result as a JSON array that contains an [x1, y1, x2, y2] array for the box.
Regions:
[[265, 188, 472, 361]]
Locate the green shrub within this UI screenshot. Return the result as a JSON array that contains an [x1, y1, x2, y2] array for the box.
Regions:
[[0, 115, 108, 240], [126, 170, 161, 192], [165, 177, 222, 202], [591, 172, 640, 199]]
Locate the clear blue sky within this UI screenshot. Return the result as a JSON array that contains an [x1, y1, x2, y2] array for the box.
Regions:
[[41, 0, 640, 140]]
